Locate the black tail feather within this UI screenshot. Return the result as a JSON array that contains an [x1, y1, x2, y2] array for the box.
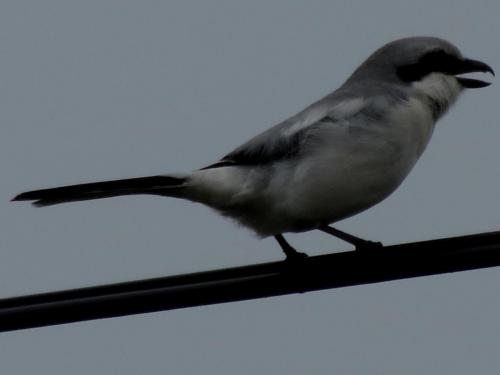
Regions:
[[12, 175, 186, 207]]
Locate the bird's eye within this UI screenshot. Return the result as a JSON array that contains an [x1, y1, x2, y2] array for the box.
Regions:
[[397, 50, 458, 82]]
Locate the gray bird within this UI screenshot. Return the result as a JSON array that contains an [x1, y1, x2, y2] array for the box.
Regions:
[[13, 37, 494, 259]]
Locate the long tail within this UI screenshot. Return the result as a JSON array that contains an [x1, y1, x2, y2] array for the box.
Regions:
[[12, 175, 187, 207]]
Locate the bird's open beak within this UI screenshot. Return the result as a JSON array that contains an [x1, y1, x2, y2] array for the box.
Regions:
[[455, 58, 495, 88]]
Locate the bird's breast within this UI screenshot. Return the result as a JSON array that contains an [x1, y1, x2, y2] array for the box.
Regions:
[[276, 98, 437, 227]]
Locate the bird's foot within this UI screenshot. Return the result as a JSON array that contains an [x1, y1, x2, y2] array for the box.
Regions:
[[318, 226, 383, 252], [284, 250, 309, 262], [274, 234, 309, 262]]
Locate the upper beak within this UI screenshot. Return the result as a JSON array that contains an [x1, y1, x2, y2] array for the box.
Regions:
[[455, 58, 495, 88]]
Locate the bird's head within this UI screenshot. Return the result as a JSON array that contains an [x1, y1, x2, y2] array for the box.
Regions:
[[346, 36, 494, 118], [349, 36, 494, 88]]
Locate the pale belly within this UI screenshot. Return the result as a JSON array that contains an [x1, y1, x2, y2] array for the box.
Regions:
[[279, 147, 415, 230], [190, 100, 437, 237], [270, 108, 436, 234], [205, 147, 420, 237]]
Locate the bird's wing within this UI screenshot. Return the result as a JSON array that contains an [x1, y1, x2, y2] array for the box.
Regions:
[[201, 95, 367, 169]]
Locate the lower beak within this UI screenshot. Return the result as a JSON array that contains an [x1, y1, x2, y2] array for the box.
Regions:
[[456, 58, 495, 88]]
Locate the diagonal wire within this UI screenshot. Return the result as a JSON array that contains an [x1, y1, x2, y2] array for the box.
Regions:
[[1, 230, 500, 333]]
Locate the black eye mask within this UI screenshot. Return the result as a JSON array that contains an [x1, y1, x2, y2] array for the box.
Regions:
[[397, 50, 461, 82], [397, 50, 494, 88]]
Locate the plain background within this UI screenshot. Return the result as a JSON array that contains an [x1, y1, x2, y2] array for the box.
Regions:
[[1, 1, 499, 374]]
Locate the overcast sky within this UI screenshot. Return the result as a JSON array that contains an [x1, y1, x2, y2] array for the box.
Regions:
[[1, 1, 499, 374]]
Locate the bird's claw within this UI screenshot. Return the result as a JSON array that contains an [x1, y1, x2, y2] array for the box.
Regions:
[[284, 251, 309, 262]]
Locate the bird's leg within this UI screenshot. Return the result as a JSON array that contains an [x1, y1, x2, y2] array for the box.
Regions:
[[274, 234, 308, 260], [319, 226, 383, 251]]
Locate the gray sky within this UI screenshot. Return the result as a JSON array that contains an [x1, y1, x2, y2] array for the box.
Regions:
[[1, 1, 499, 373]]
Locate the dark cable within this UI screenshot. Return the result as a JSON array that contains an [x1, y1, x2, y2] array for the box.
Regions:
[[1, 230, 500, 333]]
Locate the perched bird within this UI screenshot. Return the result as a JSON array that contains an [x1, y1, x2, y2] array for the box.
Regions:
[[13, 37, 494, 259]]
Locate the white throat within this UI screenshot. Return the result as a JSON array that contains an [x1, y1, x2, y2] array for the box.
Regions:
[[412, 73, 463, 120]]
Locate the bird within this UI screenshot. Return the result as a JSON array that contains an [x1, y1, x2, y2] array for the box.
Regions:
[[13, 36, 494, 260]]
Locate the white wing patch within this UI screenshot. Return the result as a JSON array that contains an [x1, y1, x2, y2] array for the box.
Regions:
[[282, 97, 365, 137]]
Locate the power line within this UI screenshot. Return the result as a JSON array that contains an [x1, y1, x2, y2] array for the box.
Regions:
[[1, 230, 500, 333]]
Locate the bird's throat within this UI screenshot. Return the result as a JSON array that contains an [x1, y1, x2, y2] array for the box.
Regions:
[[412, 73, 462, 120]]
